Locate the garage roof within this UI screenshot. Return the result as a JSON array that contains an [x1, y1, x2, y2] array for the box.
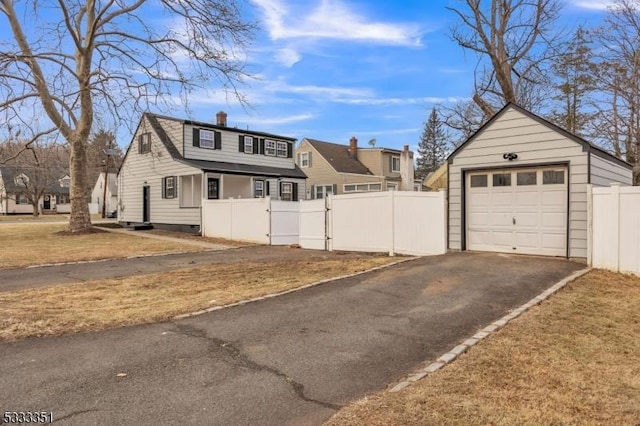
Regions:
[[448, 103, 632, 170]]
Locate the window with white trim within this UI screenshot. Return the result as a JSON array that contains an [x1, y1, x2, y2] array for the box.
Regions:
[[300, 152, 310, 168], [163, 176, 176, 199], [344, 183, 382, 193], [200, 130, 215, 149], [265, 139, 276, 156], [244, 136, 254, 153], [391, 156, 400, 172], [14, 173, 28, 186], [276, 141, 287, 157], [281, 182, 293, 201], [254, 180, 265, 198], [56, 194, 69, 204], [16, 193, 29, 204], [315, 184, 333, 199]]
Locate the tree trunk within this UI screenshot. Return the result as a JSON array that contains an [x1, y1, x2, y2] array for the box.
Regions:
[[68, 134, 92, 232]]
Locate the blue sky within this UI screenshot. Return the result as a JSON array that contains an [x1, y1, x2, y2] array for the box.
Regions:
[[178, 0, 615, 152]]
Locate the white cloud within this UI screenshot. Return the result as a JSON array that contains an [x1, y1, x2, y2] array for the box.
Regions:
[[569, 1, 615, 10], [240, 113, 316, 126], [252, 0, 422, 46], [275, 48, 302, 67]]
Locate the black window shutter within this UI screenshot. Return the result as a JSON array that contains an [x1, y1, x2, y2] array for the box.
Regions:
[[161, 177, 166, 198], [278, 182, 283, 198], [138, 135, 143, 154], [310, 184, 315, 199], [193, 128, 200, 147], [253, 137, 259, 154], [259, 138, 265, 155], [214, 131, 222, 150], [238, 135, 244, 152], [332, 184, 337, 194], [287, 142, 293, 158], [292, 183, 298, 201], [265, 181, 270, 196]]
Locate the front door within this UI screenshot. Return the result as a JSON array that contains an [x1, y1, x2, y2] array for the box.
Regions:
[[207, 178, 220, 199], [43, 195, 51, 210], [142, 185, 150, 223]]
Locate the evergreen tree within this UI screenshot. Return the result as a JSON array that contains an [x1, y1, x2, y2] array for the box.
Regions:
[[416, 108, 449, 179]]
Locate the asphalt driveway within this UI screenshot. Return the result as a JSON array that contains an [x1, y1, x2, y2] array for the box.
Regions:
[[0, 252, 583, 425]]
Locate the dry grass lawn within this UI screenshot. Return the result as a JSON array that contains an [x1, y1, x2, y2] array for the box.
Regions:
[[142, 228, 249, 247], [0, 224, 203, 269], [0, 257, 396, 341], [327, 269, 640, 426]]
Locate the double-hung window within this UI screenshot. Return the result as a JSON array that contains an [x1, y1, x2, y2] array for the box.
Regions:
[[276, 141, 288, 157], [265, 140, 276, 156], [200, 130, 215, 149], [280, 182, 293, 201], [254, 180, 265, 198], [244, 136, 254, 153], [163, 176, 176, 199]]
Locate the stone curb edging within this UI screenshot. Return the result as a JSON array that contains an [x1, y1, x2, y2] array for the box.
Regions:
[[173, 256, 419, 320], [23, 249, 220, 270], [388, 266, 593, 393]]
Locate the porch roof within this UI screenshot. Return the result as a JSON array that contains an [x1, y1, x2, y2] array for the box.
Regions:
[[178, 158, 307, 179]]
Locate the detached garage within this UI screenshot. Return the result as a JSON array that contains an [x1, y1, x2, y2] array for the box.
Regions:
[[448, 103, 633, 259]]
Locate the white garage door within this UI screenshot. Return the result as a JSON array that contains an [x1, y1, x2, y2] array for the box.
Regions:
[[466, 167, 567, 257]]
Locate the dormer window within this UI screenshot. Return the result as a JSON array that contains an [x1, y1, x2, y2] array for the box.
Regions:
[[200, 130, 215, 148], [276, 141, 288, 157], [265, 140, 276, 156], [60, 176, 70, 187], [244, 136, 254, 153]]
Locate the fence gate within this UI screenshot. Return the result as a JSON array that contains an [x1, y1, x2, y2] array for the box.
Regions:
[[299, 199, 327, 250]]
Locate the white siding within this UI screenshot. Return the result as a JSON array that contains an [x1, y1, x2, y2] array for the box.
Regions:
[[118, 116, 202, 226], [156, 117, 184, 156], [183, 124, 295, 169], [449, 106, 589, 258], [590, 153, 633, 187]]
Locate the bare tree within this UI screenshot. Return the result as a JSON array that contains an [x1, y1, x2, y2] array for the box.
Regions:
[[0, 1, 254, 231], [448, 0, 562, 117], [591, 0, 640, 183]]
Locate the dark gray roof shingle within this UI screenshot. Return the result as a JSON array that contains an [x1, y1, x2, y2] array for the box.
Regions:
[[305, 139, 372, 175]]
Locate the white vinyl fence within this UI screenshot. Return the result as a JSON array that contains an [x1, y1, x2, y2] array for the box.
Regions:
[[590, 184, 640, 275], [299, 199, 327, 250], [327, 191, 447, 256], [201, 197, 299, 245], [202, 191, 447, 256]]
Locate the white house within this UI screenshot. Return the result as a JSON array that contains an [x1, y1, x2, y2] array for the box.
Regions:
[[91, 172, 118, 215], [118, 111, 306, 232], [0, 167, 71, 215], [447, 103, 633, 259]]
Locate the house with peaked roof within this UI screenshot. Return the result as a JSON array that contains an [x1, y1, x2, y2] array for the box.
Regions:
[[0, 166, 70, 215], [447, 102, 632, 259], [91, 172, 118, 215], [117, 111, 306, 232], [295, 137, 417, 199]]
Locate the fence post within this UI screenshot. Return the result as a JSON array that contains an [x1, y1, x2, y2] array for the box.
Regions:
[[389, 190, 395, 256], [586, 184, 592, 266], [610, 183, 621, 272]]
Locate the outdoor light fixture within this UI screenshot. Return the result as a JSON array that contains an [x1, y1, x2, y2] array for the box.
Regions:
[[503, 152, 518, 161]]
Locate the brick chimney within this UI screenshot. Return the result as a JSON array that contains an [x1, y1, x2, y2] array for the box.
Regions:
[[216, 111, 227, 127], [349, 136, 358, 159]]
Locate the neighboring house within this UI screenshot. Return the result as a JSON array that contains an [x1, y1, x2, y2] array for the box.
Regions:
[[118, 111, 306, 232], [0, 167, 70, 215], [424, 163, 447, 191], [92, 172, 118, 215], [448, 102, 633, 259], [295, 137, 416, 199]]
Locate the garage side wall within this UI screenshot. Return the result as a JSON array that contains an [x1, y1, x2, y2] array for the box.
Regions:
[[590, 153, 633, 187], [448, 107, 589, 258]]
